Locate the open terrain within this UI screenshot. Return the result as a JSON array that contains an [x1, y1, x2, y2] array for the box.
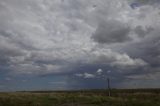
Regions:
[[0, 89, 160, 106]]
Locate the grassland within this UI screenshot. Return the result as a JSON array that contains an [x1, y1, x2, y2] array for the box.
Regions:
[[0, 89, 160, 106]]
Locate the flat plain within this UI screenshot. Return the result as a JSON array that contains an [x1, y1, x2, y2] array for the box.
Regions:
[[0, 89, 160, 106]]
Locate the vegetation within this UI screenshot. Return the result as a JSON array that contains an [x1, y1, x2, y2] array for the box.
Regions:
[[0, 89, 160, 106]]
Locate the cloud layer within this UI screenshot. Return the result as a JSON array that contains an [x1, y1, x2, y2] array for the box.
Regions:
[[92, 20, 131, 44], [0, 0, 160, 89]]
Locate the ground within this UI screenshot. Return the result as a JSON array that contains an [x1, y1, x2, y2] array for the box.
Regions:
[[0, 89, 160, 106]]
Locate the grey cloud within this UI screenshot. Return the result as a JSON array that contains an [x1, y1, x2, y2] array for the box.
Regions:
[[120, 28, 160, 82], [141, 32, 160, 66], [0, 0, 82, 75], [0, 0, 160, 89], [89, 48, 147, 69], [134, 26, 153, 38], [75, 73, 95, 79], [92, 20, 131, 44], [96, 69, 103, 75], [126, 28, 160, 66], [0, 0, 158, 81], [130, 0, 160, 6]]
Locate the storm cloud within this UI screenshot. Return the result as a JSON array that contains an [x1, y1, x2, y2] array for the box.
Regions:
[[92, 20, 131, 44], [0, 0, 160, 90]]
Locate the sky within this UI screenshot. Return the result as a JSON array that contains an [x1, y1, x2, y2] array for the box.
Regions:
[[0, 0, 160, 91]]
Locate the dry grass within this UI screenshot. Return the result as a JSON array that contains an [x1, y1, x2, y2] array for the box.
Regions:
[[0, 89, 160, 106]]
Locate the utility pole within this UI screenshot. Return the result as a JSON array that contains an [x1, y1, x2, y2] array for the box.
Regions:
[[107, 78, 111, 96]]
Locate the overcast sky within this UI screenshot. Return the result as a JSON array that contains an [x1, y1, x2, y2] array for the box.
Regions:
[[0, 0, 160, 91]]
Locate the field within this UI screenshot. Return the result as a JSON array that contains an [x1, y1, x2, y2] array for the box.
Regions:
[[0, 89, 160, 106]]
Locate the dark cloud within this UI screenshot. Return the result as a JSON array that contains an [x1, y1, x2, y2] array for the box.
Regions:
[[139, 31, 160, 66], [130, 29, 160, 64], [92, 20, 131, 44], [131, 0, 160, 6], [134, 26, 153, 38], [0, 0, 160, 90], [122, 28, 160, 77]]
